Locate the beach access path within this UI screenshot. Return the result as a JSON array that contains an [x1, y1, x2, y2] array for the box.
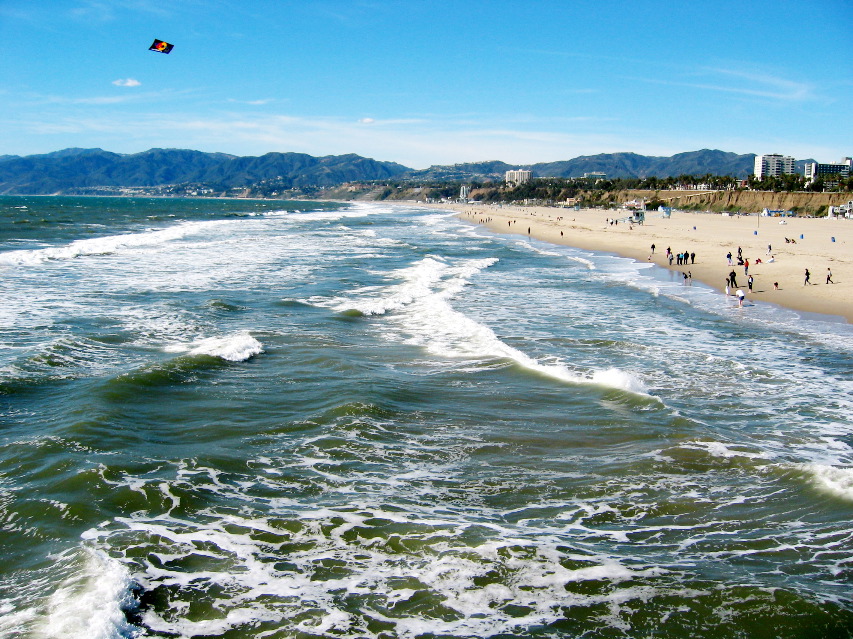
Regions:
[[425, 202, 852, 324]]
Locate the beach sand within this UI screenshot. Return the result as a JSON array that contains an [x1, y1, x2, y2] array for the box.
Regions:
[[425, 202, 853, 323]]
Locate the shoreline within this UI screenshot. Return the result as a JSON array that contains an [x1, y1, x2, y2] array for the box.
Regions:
[[421, 202, 852, 324]]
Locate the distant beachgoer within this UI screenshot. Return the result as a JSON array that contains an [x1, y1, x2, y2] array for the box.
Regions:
[[725, 282, 730, 296], [767, 244, 772, 255], [737, 246, 743, 259], [727, 251, 732, 265], [651, 243, 655, 253], [690, 252, 695, 264], [826, 268, 833, 284], [774, 281, 779, 290], [804, 269, 811, 285], [736, 289, 745, 307], [748, 275, 754, 292], [744, 259, 749, 275], [769, 255, 775, 263], [668, 254, 674, 265], [729, 270, 738, 288]]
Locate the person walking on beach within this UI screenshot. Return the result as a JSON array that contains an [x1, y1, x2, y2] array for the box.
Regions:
[[827, 268, 834, 284], [651, 243, 655, 254], [804, 268, 811, 285]]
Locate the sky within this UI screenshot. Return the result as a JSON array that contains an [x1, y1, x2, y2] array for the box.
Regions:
[[1, 0, 851, 169]]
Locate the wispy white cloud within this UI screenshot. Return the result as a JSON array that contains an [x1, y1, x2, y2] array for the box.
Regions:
[[227, 98, 275, 106], [703, 67, 813, 100], [638, 66, 815, 103], [48, 94, 145, 105], [112, 78, 141, 87]]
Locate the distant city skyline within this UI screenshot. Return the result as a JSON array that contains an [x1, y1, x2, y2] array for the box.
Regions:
[[1, 0, 850, 169]]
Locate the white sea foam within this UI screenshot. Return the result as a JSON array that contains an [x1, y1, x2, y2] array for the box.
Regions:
[[32, 548, 137, 639], [85, 502, 662, 639], [330, 256, 498, 317], [326, 255, 652, 396], [799, 463, 853, 501], [0, 220, 227, 266], [679, 440, 771, 460], [165, 332, 264, 362]]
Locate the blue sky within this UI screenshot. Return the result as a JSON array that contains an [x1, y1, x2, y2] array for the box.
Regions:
[[1, 0, 850, 168]]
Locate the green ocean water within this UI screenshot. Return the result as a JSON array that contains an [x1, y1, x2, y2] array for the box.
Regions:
[[1, 196, 852, 638]]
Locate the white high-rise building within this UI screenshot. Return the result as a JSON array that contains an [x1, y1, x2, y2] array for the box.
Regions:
[[505, 169, 532, 186], [804, 158, 852, 182], [754, 154, 796, 179]]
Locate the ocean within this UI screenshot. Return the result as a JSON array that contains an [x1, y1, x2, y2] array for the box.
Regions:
[[1, 195, 852, 639]]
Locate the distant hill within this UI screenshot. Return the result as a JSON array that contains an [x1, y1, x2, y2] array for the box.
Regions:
[[533, 150, 757, 179], [0, 148, 410, 194], [408, 150, 760, 181], [0, 148, 815, 194], [405, 161, 517, 182]]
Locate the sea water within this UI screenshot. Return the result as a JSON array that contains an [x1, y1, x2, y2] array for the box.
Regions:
[[0, 196, 851, 639]]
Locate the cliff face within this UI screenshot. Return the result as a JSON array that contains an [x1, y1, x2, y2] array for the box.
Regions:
[[623, 190, 849, 214], [359, 186, 849, 215]]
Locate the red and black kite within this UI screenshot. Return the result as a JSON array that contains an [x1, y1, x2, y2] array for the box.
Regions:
[[149, 39, 174, 54]]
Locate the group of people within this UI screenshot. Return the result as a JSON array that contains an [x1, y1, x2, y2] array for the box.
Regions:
[[724, 246, 836, 308], [657, 246, 696, 267], [724, 247, 762, 307]]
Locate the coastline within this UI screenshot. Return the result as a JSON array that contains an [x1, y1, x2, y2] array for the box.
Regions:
[[422, 202, 852, 324]]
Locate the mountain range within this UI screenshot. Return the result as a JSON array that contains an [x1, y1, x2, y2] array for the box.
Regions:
[[0, 148, 808, 195], [0, 148, 411, 195]]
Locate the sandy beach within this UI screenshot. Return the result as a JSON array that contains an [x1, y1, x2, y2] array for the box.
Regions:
[[425, 202, 853, 324]]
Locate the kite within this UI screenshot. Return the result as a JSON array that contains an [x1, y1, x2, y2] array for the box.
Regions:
[[149, 39, 174, 54]]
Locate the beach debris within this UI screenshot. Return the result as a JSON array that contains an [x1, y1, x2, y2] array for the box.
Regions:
[[149, 39, 174, 54]]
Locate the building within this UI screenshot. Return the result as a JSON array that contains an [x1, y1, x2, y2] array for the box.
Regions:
[[505, 169, 532, 186], [583, 172, 606, 181], [828, 200, 853, 219], [754, 154, 796, 179], [804, 158, 852, 183], [459, 185, 470, 201]]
